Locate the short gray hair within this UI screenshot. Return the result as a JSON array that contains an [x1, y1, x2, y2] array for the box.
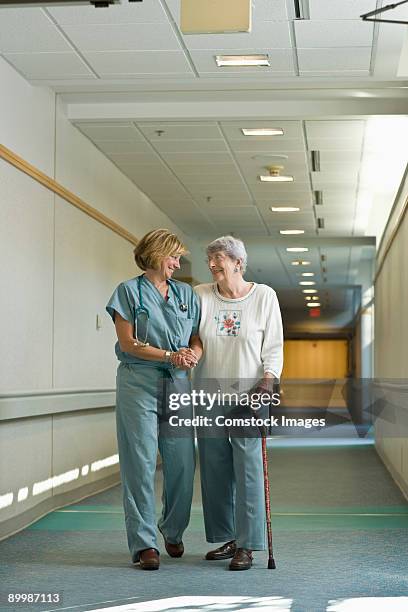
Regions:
[[206, 235, 248, 273]]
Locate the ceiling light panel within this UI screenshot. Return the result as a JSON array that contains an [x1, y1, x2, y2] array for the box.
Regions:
[[190, 49, 294, 75], [242, 128, 284, 136], [280, 229, 305, 235], [270, 207, 300, 212], [222, 121, 303, 140], [215, 54, 270, 67]]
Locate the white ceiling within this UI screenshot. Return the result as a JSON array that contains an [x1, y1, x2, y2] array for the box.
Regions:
[[1, 0, 407, 332], [0, 0, 406, 84]]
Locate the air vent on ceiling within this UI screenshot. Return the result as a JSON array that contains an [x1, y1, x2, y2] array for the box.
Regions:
[[294, 0, 310, 20], [317, 217, 325, 229], [314, 190, 323, 206], [311, 150, 320, 172]]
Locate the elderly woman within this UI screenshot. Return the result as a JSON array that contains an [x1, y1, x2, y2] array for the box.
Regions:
[[194, 235, 283, 570], [106, 229, 201, 570]]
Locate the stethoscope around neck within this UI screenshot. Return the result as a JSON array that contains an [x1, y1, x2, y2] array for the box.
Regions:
[[134, 274, 188, 347]]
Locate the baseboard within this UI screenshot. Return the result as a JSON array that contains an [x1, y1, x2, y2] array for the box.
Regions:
[[0, 472, 121, 542], [375, 442, 408, 502]]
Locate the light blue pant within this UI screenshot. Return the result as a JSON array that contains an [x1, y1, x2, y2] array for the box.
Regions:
[[198, 433, 266, 551], [116, 363, 196, 562]]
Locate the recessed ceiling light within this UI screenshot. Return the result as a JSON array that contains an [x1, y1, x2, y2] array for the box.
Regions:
[[271, 206, 300, 212], [215, 54, 270, 67], [291, 260, 311, 266], [242, 128, 284, 136], [302, 289, 317, 294], [287, 247, 308, 253], [280, 229, 304, 235], [307, 302, 321, 307], [260, 165, 293, 182], [301, 272, 314, 277], [299, 281, 316, 286], [260, 175, 294, 182]]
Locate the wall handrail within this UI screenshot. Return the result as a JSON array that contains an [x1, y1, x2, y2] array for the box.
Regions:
[[0, 143, 138, 246]]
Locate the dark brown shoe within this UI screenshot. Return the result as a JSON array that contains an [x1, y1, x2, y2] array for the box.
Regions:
[[205, 540, 236, 560], [158, 527, 184, 558], [229, 548, 253, 571], [139, 548, 160, 570], [164, 540, 184, 558]]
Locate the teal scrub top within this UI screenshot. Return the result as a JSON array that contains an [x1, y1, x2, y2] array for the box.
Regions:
[[106, 275, 200, 368]]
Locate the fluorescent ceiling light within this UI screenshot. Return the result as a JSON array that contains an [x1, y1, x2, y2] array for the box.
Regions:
[[299, 281, 316, 286], [312, 296, 320, 300], [302, 289, 317, 294], [271, 206, 300, 212], [242, 128, 283, 136], [286, 247, 308, 253], [307, 302, 321, 307], [215, 54, 269, 67], [280, 229, 304, 235], [305, 296, 312, 301], [260, 175, 294, 182], [301, 272, 314, 276], [291, 260, 311, 266]]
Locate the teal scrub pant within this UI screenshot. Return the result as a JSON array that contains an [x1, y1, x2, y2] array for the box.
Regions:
[[116, 363, 195, 562], [198, 433, 266, 551]]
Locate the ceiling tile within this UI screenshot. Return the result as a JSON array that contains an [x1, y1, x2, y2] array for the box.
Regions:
[[160, 152, 233, 164], [82, 50, 194, 76], [62, 23, 180, 52], [298, 47, 372, 72], [295, 20, 373, 48], [305, 120, 365, 139], [75, 123, 144, 141], [138, 123, 223, 139], [151, 139, 228, 153], [308, 0, 376, 20], [306, 137, 363, 150], [95, 140, 152, 154], [180, 21, 291, 50], [4, 52, 94, 79], [0, 14, 71, 53], [48, 2, 168, 25]]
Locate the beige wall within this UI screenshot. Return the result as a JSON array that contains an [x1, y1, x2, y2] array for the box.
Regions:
[[374, 165, 408, 499], [0, 56, 205, 535]]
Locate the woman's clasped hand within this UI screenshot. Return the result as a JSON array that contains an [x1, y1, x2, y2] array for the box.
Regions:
[[170, 347, 198, 369]]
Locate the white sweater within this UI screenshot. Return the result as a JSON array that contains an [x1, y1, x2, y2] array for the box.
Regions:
[[194, 282, 283, 382]]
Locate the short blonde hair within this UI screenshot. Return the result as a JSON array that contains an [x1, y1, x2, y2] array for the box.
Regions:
[[134, 229, 187, 271]]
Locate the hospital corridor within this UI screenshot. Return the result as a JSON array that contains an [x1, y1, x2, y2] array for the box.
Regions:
[[1, 1, 408, 611]]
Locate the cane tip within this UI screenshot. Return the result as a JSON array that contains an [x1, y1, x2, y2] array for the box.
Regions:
[[268, 558, 276, 569]]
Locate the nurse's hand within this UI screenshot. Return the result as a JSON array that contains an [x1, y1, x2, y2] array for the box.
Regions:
[[171, 348, 198, 369]]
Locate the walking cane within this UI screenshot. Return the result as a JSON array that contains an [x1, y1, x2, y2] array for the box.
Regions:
[[261, 431, 276, 569]]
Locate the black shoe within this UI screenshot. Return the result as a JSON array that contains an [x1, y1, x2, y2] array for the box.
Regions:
[[229, 548, 253, 571], [205, 540, 236, 560]]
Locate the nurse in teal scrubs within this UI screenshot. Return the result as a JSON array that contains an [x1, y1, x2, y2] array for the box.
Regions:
[[106, 229, 202, 570]]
